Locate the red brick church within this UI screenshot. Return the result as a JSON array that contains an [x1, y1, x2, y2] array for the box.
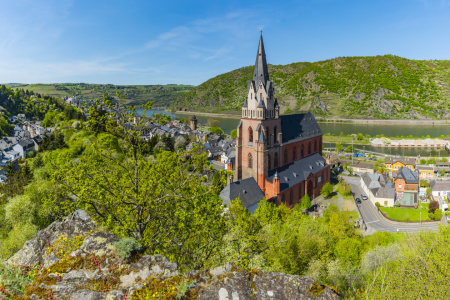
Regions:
[[221, 34, 330, 210]]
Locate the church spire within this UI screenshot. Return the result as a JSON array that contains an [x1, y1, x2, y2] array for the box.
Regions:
[[253, 32, 269, 89]]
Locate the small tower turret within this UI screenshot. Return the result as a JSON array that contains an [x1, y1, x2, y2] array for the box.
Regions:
[[190, 115, 198, 131]]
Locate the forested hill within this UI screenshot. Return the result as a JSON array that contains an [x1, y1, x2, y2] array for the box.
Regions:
[[172, 55, 450, 119], [7, 83, 194, 108]]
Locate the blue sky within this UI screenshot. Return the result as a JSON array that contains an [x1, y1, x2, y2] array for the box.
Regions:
[[1, 0, 450, 85]]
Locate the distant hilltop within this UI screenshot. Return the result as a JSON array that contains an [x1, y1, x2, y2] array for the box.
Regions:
[[172, 55, 450, 120]]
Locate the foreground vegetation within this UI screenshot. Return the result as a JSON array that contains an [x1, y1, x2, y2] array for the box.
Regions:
[[172, 55, 450, 119], [1, 90, 450, 298]]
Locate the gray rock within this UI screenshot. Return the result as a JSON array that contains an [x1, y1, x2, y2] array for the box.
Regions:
[[43, 252, 61, 268], [209, 262, 233, 277], [7, 209, 96, 267], [198, 270, 339, 300], [69, 289, 106, 300], [63, 270, 89, 282], [106, 290, 126, 300], [119, 267, 151, 287], [78, 231, 119, 257]]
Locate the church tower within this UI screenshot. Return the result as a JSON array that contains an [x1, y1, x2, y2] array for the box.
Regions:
[[236, 33, 281, 192]]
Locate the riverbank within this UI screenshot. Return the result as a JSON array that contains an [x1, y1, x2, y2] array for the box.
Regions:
[[174, 110, 241, 119], [174, 111, 450, 125], [316, 117, 450, 126]]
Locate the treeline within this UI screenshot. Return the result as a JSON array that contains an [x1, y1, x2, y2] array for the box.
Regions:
[[0, 85, 84, 122]]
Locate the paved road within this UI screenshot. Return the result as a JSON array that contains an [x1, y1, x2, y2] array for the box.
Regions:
[[342, 176, 440, 233]]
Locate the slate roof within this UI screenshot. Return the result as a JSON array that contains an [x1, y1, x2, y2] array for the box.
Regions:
[[280, 113, 322, 143], [266, 153, 327, 192], [386, 156, 416, 165], [395, 167, 419, 184], [18, 139, 35, 148], [430, 180, 450, 191], [220, 177, 265, 212], [372, 187, 396, 199], [252, 33, 270, 90]]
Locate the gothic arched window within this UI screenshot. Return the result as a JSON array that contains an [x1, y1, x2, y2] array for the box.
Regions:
[[284, 149, 288, 164], [266, 127, 270, 146], [301, 145, 304, 158], [248, 153, 253, 168], [308, 142, 311, 155], [289, 189, 293, 206], [281, 194, 285, 204], [248, 127, 253, 143], [314, 140, 317, 153], [293, 147, 296, 161], [299, 184, 302, 201], [274, 152, 279, 169], [268, 154, 271, 170], [274, 126, 277, 144]]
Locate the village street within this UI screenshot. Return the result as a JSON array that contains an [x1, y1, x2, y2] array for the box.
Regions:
[[341, 176, 441, 233]]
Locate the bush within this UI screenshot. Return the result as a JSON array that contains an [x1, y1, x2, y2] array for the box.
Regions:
[[230, 129, 237, 139], [429, 200, 439, 213], [113, 237, 142, 260], [434, 209, 443, 220], [209, 126, 224, 135], [300, 194, 311, 209], [375, 202, 381, 207], [320, 183, 334, 199]]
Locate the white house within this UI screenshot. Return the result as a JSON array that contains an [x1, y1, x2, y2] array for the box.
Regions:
[[429, 180, 450, 200], [360, 172, 396, 207]]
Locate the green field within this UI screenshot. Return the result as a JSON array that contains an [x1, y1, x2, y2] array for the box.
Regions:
[[380, 206, 431, 222]]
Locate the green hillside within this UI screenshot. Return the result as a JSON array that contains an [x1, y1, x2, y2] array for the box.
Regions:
[[172, 55, 450, 119], [8, 83, 194, 108]]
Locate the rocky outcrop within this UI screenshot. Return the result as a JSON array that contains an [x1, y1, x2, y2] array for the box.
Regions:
[[2, 211, 339, 299], [7, 210, 96, 267]]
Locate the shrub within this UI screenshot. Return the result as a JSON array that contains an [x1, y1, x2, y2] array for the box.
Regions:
[[300, 194, 311, 209], [429, 200, 439, 213], [320, 183, 334, 199], [375, 202, 381, 207], [113, 237, 142, 260], [434, 209, 443, 220]]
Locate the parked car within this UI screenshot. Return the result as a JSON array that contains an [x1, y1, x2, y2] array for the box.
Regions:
[[356, 198, 362, 204], [361, 194, 368, 200]]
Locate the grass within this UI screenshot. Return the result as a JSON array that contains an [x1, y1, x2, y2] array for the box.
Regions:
[[342, 210, 359, 220], [379, 206, 431, 222]]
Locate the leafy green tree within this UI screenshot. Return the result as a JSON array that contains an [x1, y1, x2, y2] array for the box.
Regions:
[[373, 159, 386, 174], [230, 129, 237, 139], [209, 126, 224, 135], [356, 133, 364, 140], [320, 183, 334, 199], [207, 119, 220, 127], [335, 142, 343, 152], [49, 104, 227, 270], [345, 145, 354, 152], [300, 194, 311, 209]]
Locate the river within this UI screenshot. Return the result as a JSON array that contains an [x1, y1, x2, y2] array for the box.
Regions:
[[137, 109, 450, 157]]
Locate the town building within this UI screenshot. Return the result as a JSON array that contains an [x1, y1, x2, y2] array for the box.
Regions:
[[224, 34, 330, 209], [360, 173, 395, 207], [393, 167, 419, 206], [385, 156, 415, 177]]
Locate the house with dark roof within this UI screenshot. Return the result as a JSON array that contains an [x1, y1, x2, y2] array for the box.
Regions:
[[429, 180, 450, 199], [12, 139, 35, 159], [361, 173, 396, 207], [220, 177, 265, 213], [385, 156, 416, 177], [393, 167, 419, 206], [229, 33, 330, 209]]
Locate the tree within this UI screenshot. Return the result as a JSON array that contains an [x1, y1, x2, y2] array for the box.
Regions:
[[207, 119, 220, 127], [420, 158, 426, 164], [373, 159, 386, 174], [345, 145, 354, 152], [300, 194, 311, 209], [429, 200, 439, 213], [230, 129, 237, 139], [49, 103, 227, 270], [209, 126, 224, 135], [335, 142, 343, 152], [320, 183, 334, 199], [356, 133, 364, 140]]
